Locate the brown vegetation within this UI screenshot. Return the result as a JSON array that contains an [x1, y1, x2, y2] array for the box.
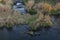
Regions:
[[0, 0, 59, 29], [0, 0, 31, 27], [25, 0, 35, 10], [55, 3, 60, 10]]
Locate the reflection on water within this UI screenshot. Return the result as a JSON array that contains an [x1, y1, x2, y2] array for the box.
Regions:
[[0, 16, 60, 40]]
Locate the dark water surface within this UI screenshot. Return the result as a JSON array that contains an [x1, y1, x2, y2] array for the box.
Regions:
[[0, 17, 60, 40]]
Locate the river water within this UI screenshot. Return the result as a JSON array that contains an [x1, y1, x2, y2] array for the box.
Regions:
[[0, 16, 60, 40]]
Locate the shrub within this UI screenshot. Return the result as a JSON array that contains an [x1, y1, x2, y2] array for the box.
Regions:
[[50, 9, 60, 15], [49, 3, 60, 15], [55, 3, 60, 10], [25, 0, 35, 10], [44, 3, 53, 12], [28, 12, 53, 31], [28, 9, 37, 15]]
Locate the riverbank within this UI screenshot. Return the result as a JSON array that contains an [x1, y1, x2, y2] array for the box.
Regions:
[[0, 0, 60, 31], [0, 0, 54, 29]]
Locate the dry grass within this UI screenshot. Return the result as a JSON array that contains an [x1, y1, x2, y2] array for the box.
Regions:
[[25, 0, 35, 10], [27, 2, 54, 30], [28, 11, 53, 30], [54, 3, 60, 10], [4, 0, 13, 5], [44, 3, 53, 12], [0, 0, 59, 29], [0, 8, 31, 27], [33, 2, 54, 12], [0, 1, 31, 27]]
